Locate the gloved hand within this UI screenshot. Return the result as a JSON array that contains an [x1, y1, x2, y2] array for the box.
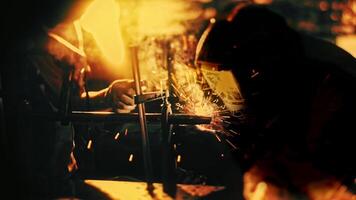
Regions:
[[105, 79, 137, 113]]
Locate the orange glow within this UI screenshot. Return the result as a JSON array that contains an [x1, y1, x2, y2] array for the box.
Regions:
[[79, 0, 125, 66], [243, 164, 356, 200], [253, 0, 273, 5], [84, 180, 224, 199], [250, 182, 267, 200], [336, 35, 356, 57], [119, 0, 201, 43], [46, 0, 129, 80], [319, 1, 330, 11], [67, 152, 78, 173], [84, 180, 174, 199], [334, 1, 356, 35]]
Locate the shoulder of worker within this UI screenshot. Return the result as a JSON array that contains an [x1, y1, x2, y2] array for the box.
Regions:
[[299, 32, 356, 79]]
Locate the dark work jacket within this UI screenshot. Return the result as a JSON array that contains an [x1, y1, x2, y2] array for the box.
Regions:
[[2, 32, 78, 199]]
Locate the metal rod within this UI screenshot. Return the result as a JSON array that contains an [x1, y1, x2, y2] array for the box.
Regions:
[[31, 111, 212, 124], [165, 40, 174, 101], [161, 100, 176, 197], [162, 39, 177, 197], [130, 46, 154, 193]]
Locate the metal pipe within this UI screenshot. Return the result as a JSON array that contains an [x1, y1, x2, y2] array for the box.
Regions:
[[32, 111, 212, 125], [130, 46, 154, 193], [162, 39, 177, 197]]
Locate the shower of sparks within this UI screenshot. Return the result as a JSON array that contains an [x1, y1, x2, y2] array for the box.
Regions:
[[87, 139, 93, 150], [44, 0, 239, 137], [225, 139, 238, 150], [136, 34, 239, 147], [229, 129, 240, 136], [73, 0, 234, 137], [177, 155, 182, 163], [214, 134, 222, 142], [172, 62, 228, 134], [138, 38, 169, 92], [128, 154, 134, 162], [118, 0, 229, 131], [114, 132, 120, 140]]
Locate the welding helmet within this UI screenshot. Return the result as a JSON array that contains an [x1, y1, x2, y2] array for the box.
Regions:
[[195, 3, 302, 122]]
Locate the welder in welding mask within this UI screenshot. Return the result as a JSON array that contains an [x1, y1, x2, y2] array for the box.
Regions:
[[195, 3, 356, 175]]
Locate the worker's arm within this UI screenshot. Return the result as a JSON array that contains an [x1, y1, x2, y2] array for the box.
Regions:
[[79, 79, 137, 113]]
